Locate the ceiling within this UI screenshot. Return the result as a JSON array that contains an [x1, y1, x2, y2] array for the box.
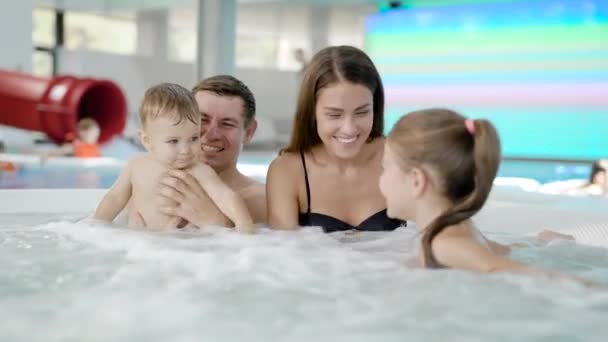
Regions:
[[34, 0, 379, 12]]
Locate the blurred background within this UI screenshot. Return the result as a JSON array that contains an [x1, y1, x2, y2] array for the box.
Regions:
[[0, 0, 607, 188]]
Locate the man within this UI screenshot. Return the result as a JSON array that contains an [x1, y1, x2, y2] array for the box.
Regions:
[[157, 75, 267, 225]]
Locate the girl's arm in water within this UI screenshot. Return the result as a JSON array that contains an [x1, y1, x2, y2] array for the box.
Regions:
[[431, 232, 602, 287], [431, 234, 532, 273]]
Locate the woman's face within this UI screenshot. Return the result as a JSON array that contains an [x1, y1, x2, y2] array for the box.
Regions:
[[315, 82, 374, 160]]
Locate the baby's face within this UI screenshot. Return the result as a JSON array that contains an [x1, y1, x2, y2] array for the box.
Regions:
[[142, 114, 201, 169]]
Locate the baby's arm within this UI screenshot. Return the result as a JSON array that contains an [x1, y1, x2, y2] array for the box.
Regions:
[[190, 164, 255, 233], [94, 161, 133, 223]]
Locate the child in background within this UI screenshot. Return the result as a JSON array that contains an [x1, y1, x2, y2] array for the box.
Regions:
[[93, 83, 254, 232], [72, 118, 102, 158], [41, 117, 101, 161], [537, 160, 607, 245], [0, 141, 17, 172], [379, 108, 597, 285]]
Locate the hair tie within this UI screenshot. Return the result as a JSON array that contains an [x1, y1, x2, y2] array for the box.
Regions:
[[464, 119, 476, 135]]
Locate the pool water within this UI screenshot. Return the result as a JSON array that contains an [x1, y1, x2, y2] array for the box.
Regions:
[[0, 154, 593, 189], [1, 214, 607, 341]]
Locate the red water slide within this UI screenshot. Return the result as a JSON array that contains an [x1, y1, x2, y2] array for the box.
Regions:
[[0, 69, 127, 144]]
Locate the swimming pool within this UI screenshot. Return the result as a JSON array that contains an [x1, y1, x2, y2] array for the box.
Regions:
[[1, 176, 607, 341], [0, 152, 270, 188], [1, 212, 607, 341], [0, 152, 593, 189]]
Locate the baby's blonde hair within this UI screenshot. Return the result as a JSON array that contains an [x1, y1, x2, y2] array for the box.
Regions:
[[140, 83, 199, 127]]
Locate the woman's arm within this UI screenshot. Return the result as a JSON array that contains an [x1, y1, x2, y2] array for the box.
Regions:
[[266, 155, 301, 230]]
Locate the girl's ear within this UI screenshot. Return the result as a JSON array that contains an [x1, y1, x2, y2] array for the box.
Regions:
[[410, 166, 428, 198]]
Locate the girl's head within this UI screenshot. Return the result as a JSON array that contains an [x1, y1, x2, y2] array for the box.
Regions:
[[284, 45, 385, 158], [380, 109, 501, 267]]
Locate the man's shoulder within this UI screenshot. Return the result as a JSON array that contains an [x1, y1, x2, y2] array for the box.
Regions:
[[237, 176, 265, 198]]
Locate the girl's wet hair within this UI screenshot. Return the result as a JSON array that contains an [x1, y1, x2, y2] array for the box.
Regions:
[[387, 108, 501, 267]]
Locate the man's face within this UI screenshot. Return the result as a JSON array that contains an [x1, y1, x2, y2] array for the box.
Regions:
[[195, 91, 256, 173]]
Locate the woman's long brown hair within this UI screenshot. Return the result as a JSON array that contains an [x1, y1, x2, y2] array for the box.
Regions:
[[283, 45, 385, 153], [387, 109, 501, 267]]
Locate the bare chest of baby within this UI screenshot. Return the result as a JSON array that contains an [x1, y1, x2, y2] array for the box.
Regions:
[[129, 157, 188, 229]]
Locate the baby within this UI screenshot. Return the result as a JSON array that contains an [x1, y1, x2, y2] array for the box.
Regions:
[[94, 83, 254, 232]]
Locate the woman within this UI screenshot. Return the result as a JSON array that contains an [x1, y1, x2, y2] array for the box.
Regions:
[[266, 45, 405, 233]]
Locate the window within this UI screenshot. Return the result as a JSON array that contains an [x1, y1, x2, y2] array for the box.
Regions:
[[65, 12, 136, 55], [32, 50, 53, 77], [33, 8, 55, 48], [168, 9, 197, 62], [32, 8, 56, 77]]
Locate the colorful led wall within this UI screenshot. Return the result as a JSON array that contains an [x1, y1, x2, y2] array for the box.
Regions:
[[367, 0, 608, 160]]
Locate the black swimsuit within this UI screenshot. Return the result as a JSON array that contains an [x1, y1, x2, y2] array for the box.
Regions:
[[297, 151, 406, 233]]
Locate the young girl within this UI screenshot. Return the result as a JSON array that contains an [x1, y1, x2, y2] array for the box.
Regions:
[[380, 108, 574, 274]]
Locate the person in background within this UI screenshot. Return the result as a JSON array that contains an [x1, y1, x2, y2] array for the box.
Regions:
[[41, 117, 101, 161], [537, 159, 608, 244], [0, 140, 17, 172], [294, 48, 309, 74], [581, 159, 608, 196]]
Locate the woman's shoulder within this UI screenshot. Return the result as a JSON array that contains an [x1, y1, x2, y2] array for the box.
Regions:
[[267, 151, 304, 179]]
